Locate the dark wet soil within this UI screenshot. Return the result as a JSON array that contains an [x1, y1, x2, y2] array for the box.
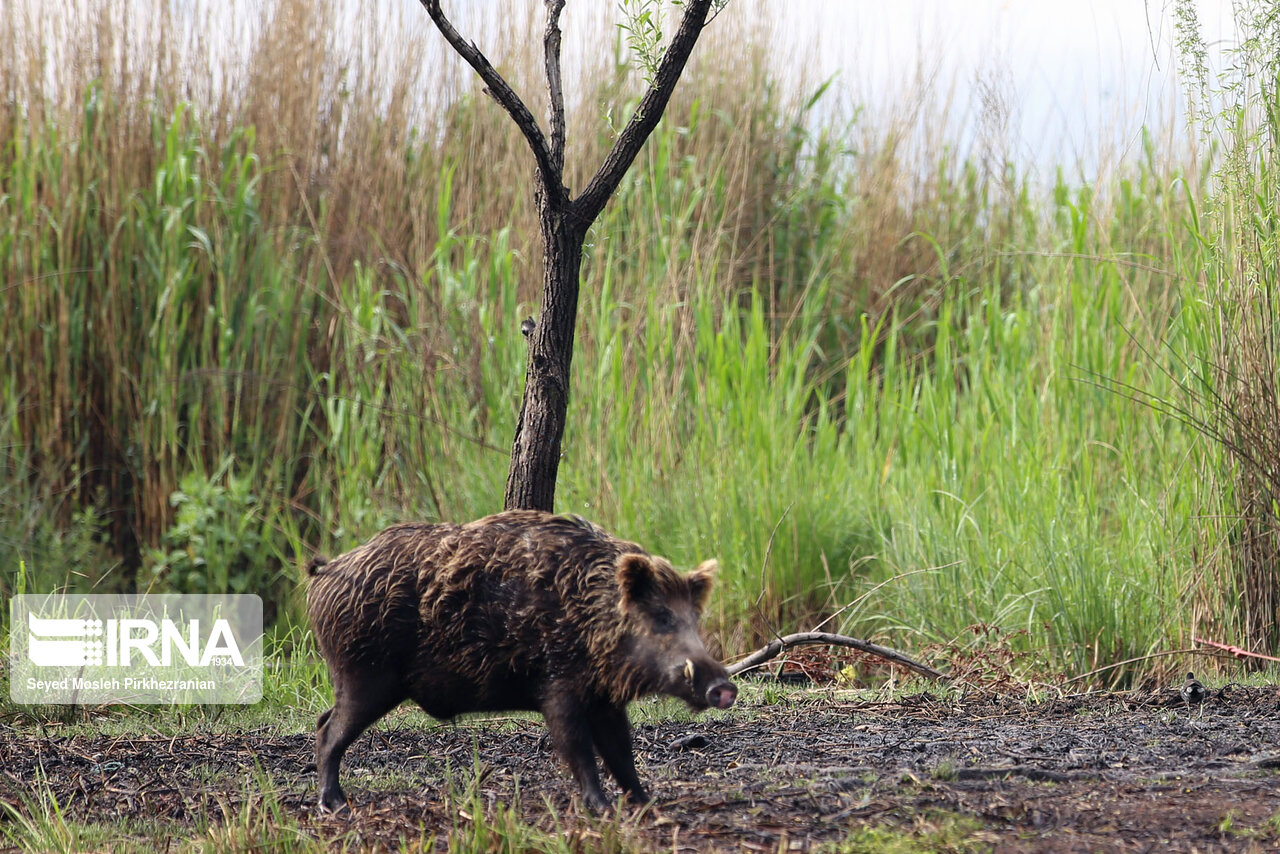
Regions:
[[4, 685, 1280, 851]]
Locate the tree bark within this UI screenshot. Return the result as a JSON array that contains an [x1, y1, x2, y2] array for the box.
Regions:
[[504, 203, 586, 510]]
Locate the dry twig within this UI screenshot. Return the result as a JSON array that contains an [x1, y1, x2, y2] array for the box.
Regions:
[[727, 632, 949, 682]]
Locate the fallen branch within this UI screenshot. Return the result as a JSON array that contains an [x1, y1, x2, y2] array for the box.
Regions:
[[727, 632, 950, 682], [1193, 636, 1280, 663], [1064, 646, 1209, 684]]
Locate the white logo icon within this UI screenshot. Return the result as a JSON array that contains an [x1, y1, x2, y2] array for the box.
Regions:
[[27, 615, 105, 666]]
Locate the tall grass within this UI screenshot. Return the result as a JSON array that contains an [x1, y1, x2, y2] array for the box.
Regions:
[[0, 0, 1245, 681], [1154, 0, 1280, 661]]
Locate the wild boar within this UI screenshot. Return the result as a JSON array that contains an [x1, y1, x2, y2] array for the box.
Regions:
[[306, 510, 737, 812]]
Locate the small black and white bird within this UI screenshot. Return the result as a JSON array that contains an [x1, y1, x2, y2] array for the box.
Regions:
[[521, 316, 536, 338], [1180, 671, 1207, 704]]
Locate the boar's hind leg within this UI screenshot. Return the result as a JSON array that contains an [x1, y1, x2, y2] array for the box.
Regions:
[[316, 681, 403, 813], [543, 694, 611, 811], [589, 702, 649, 805]]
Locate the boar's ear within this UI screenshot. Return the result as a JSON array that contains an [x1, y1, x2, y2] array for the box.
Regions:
[[616, 553, 656, 609], [686, 559, 718, 611]]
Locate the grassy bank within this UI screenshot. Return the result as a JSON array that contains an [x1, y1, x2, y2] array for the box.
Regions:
[[1, 0, 1274, 685]]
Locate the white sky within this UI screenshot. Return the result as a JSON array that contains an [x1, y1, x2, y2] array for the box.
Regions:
[[760, 0, 1238, 177], [9, 0, 1245, 180]]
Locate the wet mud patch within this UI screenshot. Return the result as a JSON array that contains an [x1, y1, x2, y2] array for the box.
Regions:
[[3, 686, 1280, 851]]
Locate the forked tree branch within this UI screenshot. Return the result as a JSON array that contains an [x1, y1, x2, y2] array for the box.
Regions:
[[419, 0, 565, 206], [727, 632, 951, 682], [544, 0, 567, 176], [422, 0, 714, 224], [573, 0, 714, 223]]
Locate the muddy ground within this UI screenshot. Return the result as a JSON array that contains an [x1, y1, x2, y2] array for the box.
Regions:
[[4, 685, 1280, 852]]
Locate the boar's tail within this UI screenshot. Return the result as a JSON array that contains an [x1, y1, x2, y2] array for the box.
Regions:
[[306, 555, 330, 576]]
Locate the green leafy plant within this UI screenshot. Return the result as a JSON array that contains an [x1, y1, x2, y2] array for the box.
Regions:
[[148, 458, 272, 595]]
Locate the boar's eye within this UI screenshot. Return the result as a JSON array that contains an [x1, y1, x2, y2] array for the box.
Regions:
[[651, 606, 676, 633]]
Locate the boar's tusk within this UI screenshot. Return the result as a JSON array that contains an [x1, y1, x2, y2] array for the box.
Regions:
[[683, 658, 694, 681]]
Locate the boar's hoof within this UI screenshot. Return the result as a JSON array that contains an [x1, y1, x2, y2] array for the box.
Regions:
[[625, 787, 652, 806], [582, 789, 612, 813], [318, 790, 351, 816], [705, 679, 737, 710]]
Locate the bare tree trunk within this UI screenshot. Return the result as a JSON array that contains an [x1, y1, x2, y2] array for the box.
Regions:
[[504, 205, 586, 510], [419, 0, 714, 512]]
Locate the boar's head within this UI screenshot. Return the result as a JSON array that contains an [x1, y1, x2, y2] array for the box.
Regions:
[[614, 553, 737, 711]]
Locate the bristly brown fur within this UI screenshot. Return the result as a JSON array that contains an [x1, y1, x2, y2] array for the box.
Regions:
[[305, 509, 735, 812], [306, 511, 699, 705]]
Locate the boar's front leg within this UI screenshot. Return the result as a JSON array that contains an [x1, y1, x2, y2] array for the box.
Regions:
[[542, 692, 611, 811], [587, 701, 649, 804]]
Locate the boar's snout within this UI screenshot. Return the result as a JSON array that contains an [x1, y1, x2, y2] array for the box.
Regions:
[[675, 657, 737, 711], [706, 678, 737, 710]]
